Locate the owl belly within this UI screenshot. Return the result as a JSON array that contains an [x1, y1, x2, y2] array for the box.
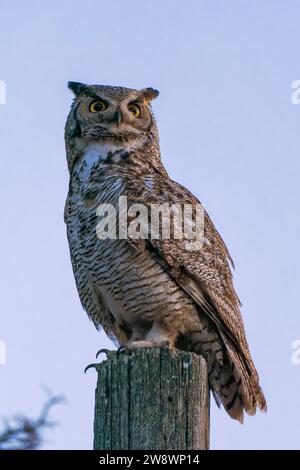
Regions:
[[91, 237, 200, 337]]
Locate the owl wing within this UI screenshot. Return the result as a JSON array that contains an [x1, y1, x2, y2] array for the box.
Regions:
[[125, 172, 266, 414]]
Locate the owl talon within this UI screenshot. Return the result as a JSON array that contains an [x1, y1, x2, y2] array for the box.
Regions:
[[96, 348, 111, 359], [117, 345, 132, 356], [84, 363, 98, 374], [161, 340, 170, 349]]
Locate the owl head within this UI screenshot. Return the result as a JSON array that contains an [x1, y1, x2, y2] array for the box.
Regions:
[[65, 82, 159, 162]]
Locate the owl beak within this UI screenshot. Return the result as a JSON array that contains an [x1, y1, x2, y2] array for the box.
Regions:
[[112, 110, 122, 127]]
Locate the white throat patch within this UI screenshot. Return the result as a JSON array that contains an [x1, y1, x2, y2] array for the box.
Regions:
[[74, 143, 131, 182]]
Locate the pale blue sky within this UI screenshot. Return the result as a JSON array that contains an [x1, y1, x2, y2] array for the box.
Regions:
[[0, 0, 300, 449]]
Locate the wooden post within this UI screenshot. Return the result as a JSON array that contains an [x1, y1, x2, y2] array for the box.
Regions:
[[93, 348, 209, 450]]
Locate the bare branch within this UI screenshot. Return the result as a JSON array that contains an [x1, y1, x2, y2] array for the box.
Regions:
[[0, 393, 64, 450]]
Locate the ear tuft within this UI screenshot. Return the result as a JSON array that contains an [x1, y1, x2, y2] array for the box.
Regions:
[[140, 87, 159, 102], [68, 81, 87, 96]]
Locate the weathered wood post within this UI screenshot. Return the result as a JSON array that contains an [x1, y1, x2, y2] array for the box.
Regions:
[[93, 348, 209, 450]]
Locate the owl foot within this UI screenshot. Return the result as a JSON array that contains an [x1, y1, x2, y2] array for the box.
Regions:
[[84, 349, 117, 373], [126, 339, 170, 350]]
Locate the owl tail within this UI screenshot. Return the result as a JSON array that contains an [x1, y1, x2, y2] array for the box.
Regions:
[[208, 356, 251, 423], [219, 333, 267, 422], [189, 330, 267, 422]]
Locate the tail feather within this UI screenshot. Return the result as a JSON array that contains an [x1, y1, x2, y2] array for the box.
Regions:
[[221, 332, 267, 416], [189, 326, 267, 422], [208, 357, 246, 422]]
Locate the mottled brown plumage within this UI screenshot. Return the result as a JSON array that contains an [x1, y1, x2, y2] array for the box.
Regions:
[[64, 81, 266, 422]]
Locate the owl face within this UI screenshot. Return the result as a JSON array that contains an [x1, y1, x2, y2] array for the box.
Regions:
[[67, 82, 159, 147]]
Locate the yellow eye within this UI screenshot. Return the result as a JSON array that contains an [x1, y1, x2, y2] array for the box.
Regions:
[[128, 103, 141, 118], [89, 100, 107, 113]]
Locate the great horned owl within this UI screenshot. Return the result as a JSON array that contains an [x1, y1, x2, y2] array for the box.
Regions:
[[64, 81, 266, 422]]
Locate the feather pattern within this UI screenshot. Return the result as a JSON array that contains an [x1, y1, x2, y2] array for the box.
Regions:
[[64, 82, 266, 421]]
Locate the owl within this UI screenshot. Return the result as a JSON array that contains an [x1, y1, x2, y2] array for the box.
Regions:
[[64, 81, 266, 422]]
